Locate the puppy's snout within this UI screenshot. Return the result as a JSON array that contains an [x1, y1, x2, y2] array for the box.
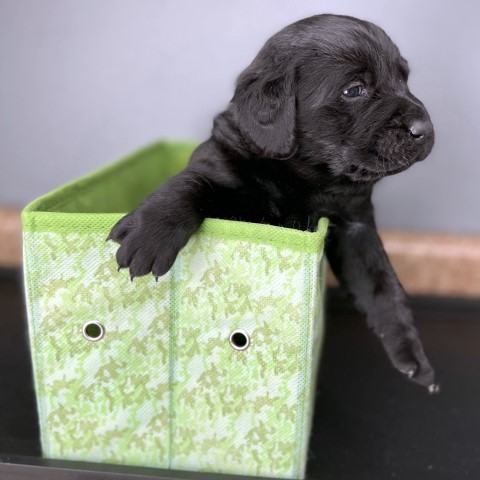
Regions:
[[408, 120, 431, 146]]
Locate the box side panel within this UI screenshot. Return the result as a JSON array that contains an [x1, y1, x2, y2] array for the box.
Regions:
[[22, 231, 50, 453], [23, 230, 171, 468], [170, 236, 321, 479], [294, 253, 327, 479]]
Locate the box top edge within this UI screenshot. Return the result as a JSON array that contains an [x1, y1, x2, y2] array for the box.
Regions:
[[22, 140, 197, 215], [22, 213, 329, 254]]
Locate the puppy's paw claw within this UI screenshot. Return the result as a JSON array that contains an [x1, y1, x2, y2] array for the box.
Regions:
[[402, 366, 418, 379], [428, 383, 441, 395]]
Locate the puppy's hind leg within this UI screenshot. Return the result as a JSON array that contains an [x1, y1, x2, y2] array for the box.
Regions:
[[326, 221, 439, 393]]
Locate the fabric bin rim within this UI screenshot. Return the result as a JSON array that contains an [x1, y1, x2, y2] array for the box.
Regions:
[[21, 140, 329, 254]]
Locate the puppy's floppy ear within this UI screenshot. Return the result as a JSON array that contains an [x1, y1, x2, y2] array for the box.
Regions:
[[227, 47, 297, 159]]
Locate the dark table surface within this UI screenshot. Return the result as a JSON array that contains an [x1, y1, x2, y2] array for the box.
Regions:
[[1, 269, 479, 480]]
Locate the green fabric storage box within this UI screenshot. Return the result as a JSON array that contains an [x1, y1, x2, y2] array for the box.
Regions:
[[21, 141, 329, 479]]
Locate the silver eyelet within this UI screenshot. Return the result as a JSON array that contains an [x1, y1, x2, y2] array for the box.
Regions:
[[229, 329, 250, 351], [82, 321, 105, 342]]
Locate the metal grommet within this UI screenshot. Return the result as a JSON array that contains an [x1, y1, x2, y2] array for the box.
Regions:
[[82, 321, 105, 342], [229, 329, 250, 351]]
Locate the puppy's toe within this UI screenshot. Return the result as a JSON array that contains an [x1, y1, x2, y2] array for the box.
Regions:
[[108, 212, 137, 243], [400, 365, 418, 379], [397, 341, 436, 391], [151, 250, 178, 278], [411, 359, 436, 389], [115, 236, 140, 269], [396, 356, 422, 383], [129, 252, 155, 278]]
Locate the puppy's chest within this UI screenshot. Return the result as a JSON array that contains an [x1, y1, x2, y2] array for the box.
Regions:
[[245, 177, 369, 228], [280, 180, 376, 227], [211, 168, 372, 229]]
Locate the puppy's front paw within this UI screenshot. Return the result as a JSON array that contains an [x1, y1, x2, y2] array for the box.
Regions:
[[108, 209, 187, 279], [377, 321, 437, 393]]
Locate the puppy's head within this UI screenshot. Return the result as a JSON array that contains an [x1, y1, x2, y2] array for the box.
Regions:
[[218, 14, 434, 183]]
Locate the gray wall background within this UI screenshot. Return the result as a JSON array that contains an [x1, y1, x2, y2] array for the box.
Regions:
[[1, 0, 479, 234]]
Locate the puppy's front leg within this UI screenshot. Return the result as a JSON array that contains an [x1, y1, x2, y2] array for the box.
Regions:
[[108, 168, 212, 279], [326, 221, 438, 392]]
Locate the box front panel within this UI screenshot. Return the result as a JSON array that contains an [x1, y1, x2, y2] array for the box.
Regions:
[[23, 225, 325, 478], [170, 236, 322, 479], [23, 231, 171, 468]]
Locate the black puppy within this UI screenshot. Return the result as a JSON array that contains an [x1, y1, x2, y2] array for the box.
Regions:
[[109, 14, 437, 392]]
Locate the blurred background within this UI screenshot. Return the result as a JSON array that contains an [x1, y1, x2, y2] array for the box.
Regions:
[[1, 0, 479, 234]]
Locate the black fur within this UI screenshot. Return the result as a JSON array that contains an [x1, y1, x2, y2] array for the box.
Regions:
[[109, 14, 437, 391]]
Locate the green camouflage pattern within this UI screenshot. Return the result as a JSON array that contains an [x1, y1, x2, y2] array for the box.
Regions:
[[23, 226, 326, 479]]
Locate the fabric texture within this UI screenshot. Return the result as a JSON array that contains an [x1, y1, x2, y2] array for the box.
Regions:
[[22, 141, 328, 479]]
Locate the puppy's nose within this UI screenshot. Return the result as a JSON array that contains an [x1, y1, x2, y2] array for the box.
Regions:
[[409, 120, 428, 144]]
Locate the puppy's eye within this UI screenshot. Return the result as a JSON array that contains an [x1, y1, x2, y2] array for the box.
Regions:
[[342, 85, 365, 98]]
